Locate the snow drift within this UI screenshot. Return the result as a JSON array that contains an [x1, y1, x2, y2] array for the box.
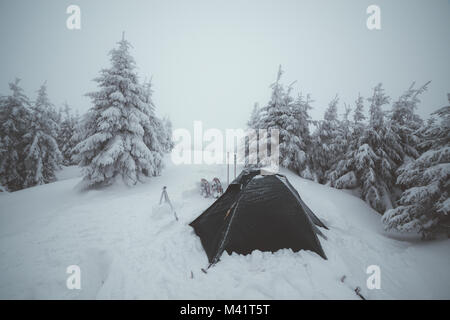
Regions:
[[0, 163, 449, 299]]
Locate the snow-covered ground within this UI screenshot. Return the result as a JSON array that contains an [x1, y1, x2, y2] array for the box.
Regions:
[[0, 162, 449, 299]]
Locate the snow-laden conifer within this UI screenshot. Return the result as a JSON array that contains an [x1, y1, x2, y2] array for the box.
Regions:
[[382, 97, 449, 238], [24, 83, 62, 187], [246, 66, 313, 175], [57, 102, 79, 165], [0, 79, 32, 191], [74, 36, 167, 188]]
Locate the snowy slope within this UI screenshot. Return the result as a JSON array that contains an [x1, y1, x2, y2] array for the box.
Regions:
[[0, 162, 449, 299]]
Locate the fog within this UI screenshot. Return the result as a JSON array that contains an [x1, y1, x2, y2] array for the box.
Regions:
[[1, 0, 449, 132]]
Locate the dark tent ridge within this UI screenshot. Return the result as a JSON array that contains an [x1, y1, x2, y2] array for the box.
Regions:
[[190, 168, 328, 266]]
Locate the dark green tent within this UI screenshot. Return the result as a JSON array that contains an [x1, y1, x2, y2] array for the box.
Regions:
[[190, 169, 328, 265]]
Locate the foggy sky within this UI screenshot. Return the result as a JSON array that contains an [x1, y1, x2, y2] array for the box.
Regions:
[[1, 0, 449, 132]]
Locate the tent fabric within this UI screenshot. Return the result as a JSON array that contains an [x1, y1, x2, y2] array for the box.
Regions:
[[190, 169, 328, 265]]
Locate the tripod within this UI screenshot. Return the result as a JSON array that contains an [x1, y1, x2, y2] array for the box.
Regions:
[[159, 186, 178, 221]]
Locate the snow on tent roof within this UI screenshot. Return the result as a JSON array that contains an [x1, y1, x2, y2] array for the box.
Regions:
[[190, 168, 328, 266], [260, 167, 276, 176]]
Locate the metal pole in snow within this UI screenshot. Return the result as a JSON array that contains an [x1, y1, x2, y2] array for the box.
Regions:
[[234, 153, 237, 179], [227, 152, 229, 186]]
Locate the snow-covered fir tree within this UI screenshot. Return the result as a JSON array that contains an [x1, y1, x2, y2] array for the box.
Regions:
[[23, 82, 62, 187], [291, 93, 314, 178], [415, 117, 437, 155], [389, 82, 429, 162], [246, 66, 286, 169], [340, 104, 352, 150], [57, 102, 79, 165], [140, 80, 173, 168], [246, 66, 313, 175], [68, 109, 84, 164], [353, 94, 366, 135], [310, 95, 346, 183], [329, 94, 366, 189], [247, 102, 260, 128], [245, 103, 260, 167], [359, 84, 401, 212], [382, 96, 449, 238], [0, 79, 32, 191], [160, 116, 174, 154], [74, 35, 169, 188], [243, 70, 443, 221], [330, 84, 400, 213]]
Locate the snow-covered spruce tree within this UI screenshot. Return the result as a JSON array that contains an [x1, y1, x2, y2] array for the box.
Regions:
[[340, 104, 352, 149], [358, 84, 400, 212], [389, 82, 429, 162], [382, 97, 450, 238], [291, 93, 315, 178], [0, 79, 32, 191], [138, 79, 164, 176], [247, 66, 313, 175], [68, 109, 84, 164], [246, 67, 285, 168], [353, 94, 366, 136], [310, 95, 346, 183], [330, 95, 362, 188], [330, 84, 401, 213], [57, 102, 79, 165], [74, 36, 166, 188], [23, 83, 62, 187], [329, 94, 367, 189], [364, 84, 401, 211], [415, 117, 437, 155], [160, 116, 174, 154], [246, 66, 287, 169], [247, 102, 260, 128], [139, 79, 174, 174], [245, 102, 261, 168]]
